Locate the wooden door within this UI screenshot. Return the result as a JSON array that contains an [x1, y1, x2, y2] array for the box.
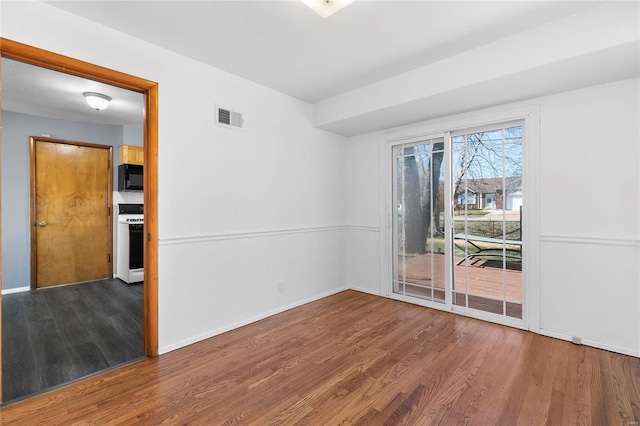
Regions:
[[31, 138, 112, 288]]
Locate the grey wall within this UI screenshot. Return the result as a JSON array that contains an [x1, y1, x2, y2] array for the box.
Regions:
[[1, 110, 142, 291], [123, 126, 143, 147]]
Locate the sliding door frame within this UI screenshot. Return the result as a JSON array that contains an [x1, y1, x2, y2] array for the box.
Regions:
[[386, 132, 454, 313], [380, 105, 541, 331]]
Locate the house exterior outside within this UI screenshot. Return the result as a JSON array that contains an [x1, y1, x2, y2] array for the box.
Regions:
[[455, 177, 522, 211]]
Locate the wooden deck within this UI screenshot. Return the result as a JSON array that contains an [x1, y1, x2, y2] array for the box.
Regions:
[[398, 252, 522, 317], [1, 290, 638, 425]]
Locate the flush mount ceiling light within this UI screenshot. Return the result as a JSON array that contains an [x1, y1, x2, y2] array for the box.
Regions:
[[301, 0, 355, 18], [83, 92, 112, 110]]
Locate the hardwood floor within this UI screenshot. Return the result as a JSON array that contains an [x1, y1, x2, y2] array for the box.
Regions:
[[2, 279, 144, 403], [1, 290, 638, 424]]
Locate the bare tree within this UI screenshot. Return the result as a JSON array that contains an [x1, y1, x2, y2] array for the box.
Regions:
[[400, 127, 522, 254], [402, 147, 424, 254], [453, 134, 483, 202], [402, 142, 444, 254], [420, 142, 444, 250]]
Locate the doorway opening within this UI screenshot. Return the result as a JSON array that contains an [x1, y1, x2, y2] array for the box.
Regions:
[[0, 38, 158, 405]]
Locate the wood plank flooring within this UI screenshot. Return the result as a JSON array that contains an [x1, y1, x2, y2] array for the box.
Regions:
[[1, 290, 638, 424], [2, 279, 144, 403]]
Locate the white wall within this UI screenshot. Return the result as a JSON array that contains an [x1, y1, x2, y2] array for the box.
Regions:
[[347, 78, 640, 356], [347, 132, 382, 296], [1, 2, 349, 353], [537, 79, 639, 355]]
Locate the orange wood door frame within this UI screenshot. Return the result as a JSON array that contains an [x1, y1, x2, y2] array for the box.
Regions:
[[0, 38, 159, 403]]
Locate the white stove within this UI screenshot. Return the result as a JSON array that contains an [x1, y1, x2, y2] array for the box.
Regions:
[[116, 204, 144, 284], [120, 217, 144, 224]]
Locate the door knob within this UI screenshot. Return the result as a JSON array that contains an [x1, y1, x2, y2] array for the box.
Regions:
[[37, 220, 47, 227]]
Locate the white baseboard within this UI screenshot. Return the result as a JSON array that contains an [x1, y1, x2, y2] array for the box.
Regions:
[[2, 286, 30, 295], [540, 328, 639, 358], [348, 285, 381, 296], [538, 328, 572, 342], [158, 286, 349, 355], [579, 338, 639, 358], [347, 294, 640, 358], [157, 285, 639, 359]]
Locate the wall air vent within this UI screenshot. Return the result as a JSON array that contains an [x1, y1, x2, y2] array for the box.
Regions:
[[216, 105, 244, 131]]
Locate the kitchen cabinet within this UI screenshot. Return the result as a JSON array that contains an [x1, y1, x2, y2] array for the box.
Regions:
[[119, 144, 144, 165]]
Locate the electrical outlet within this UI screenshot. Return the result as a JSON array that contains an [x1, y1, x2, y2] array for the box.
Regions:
[[278, 281, 285, 292]]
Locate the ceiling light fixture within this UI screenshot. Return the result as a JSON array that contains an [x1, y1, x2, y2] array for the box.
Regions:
[[301, 0, 355, 19], [83, 92, 112, 111]]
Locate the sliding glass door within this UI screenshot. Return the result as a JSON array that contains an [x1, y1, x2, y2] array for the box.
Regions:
[[452, 124, 523, 320], [392, 138, 446, 304], [390, 122, 524, 324]]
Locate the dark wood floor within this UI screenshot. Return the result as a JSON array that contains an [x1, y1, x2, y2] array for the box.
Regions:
[[2, 279, 144, 403], [1, 290, 638, 424]]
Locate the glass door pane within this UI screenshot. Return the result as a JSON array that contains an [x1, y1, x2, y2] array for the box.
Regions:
[[392, 138, 446, 303], [452, 126, 523, 319]]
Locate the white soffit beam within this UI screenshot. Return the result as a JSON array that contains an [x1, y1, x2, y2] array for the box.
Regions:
[[320, 41, 639, 137], [313, 1, 640, 134]]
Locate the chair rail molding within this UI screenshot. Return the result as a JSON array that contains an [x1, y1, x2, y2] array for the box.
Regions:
[[540, 234, 640, 247], [159, 224, 349, 246]]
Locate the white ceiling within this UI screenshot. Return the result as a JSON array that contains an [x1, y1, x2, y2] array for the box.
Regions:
[[2, 58, 145, 127], [45, 0, 604, 103], [0, 1, 621, 129]]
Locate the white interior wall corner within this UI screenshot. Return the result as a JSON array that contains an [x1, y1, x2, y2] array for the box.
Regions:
[[345, 78, 640, 356]]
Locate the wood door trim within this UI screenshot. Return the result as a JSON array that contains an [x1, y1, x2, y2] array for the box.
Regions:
[[0, 38, 159, 403], [29, 137, 114, 289], [0, 60, 3, 405]]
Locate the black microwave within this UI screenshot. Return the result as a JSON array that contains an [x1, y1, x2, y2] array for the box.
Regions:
[[118, 164, 143, 191]]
